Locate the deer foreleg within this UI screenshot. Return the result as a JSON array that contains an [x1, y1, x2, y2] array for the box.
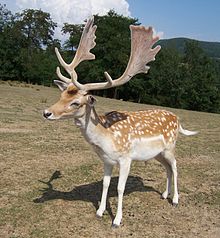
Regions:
[[96, 163, 113, 217], [113, 159, 131, 227]]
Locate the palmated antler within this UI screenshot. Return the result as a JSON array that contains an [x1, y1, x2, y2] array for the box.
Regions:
[[55, 17, 97, 84], [55, 17, 161, 91]]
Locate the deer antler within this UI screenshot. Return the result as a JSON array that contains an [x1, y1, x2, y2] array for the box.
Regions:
[[74, 25, 161, 91], [55, 17, 161, 90], [55, 17, 97, 84]]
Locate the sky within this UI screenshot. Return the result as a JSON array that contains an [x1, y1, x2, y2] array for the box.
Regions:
[[2, 0, 220, 42]]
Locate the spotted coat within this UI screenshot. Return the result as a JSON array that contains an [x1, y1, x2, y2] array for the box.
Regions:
[[99, 109, 179, 152]]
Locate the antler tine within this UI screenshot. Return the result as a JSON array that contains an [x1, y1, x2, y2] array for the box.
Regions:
[[55, 16, 97, 85], [69, 17, 97, 69], [74, 25, 161, 91], [56, 66, 72, 84]]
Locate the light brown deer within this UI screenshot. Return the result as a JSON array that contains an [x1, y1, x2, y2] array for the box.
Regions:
[[43, 17, 197, 227]]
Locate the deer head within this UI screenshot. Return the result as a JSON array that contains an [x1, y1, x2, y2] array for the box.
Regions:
[[43, 17, 161, 120]]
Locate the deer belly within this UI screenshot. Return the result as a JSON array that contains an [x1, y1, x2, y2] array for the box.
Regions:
[[130, 135, 165, 161]]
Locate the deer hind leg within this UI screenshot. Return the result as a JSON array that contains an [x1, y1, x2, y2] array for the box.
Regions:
[[162, 149, 179, 206], [155, 154, 172, 200], [96, 163, 113, 218]]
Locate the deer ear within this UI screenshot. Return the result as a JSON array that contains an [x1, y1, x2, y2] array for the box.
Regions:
[[54, 80, 68, 91], [87, 95, 97, 107]]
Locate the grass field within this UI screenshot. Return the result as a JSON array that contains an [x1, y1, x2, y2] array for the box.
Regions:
[[0, 82, 220, 238]]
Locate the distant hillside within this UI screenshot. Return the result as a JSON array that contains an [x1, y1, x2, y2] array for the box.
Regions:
[[158, 38, 220, 59]]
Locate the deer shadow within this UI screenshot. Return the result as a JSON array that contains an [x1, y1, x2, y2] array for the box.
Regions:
[[33, 171, 161, 220]]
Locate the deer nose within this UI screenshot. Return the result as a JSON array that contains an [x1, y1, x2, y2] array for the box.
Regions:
[[43, 110, 52, 119]]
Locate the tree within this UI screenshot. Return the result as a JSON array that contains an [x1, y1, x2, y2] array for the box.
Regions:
[[62, 23, 82, 52], [0, 3, 14, 31], [119, 77, 148, 103], [14, 9, 57, 83], [182, 41, 220, 112], [0, 6, 60, 84], [0, 4, 25, 81], [146, 48, 186, 108], [16, 9, 57, 49]]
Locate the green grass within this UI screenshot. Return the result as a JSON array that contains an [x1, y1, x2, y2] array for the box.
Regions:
[[0, 82, 220, 238]]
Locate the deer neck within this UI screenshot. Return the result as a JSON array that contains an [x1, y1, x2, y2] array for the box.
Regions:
[[74, 104, 97, 128], [74, 105, 109, 145]]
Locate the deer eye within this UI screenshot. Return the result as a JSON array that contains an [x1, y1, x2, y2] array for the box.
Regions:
[[70, 102, 80, 108]]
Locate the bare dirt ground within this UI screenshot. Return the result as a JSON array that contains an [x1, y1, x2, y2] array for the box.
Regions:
[[0, 82, 219, 238]]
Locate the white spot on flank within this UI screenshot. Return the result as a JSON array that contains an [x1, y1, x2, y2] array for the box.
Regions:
[[136, 122, 141, 127], [162, 117, 166, 122], [114, 131, 122, 137], [128, 134, 131, 141]]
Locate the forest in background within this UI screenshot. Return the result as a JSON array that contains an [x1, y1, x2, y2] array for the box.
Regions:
[[0, 4, 220, 113]]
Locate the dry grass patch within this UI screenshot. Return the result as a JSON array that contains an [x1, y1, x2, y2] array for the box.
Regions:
[[0, 83, 219, 238]]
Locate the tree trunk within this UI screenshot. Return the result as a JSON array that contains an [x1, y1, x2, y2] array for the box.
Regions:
[[113, 88, 118, 99]]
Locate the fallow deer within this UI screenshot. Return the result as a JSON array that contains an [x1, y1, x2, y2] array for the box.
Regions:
[[43, 17, 197, 227]]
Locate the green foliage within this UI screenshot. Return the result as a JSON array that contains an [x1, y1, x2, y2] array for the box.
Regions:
[[159, 37, 220, 59], [0, 3, 14, 31], [0, 5, 59, 84], [0, 5, 219, 113], [147, 48, 186, 108], [62, 23, 82, 51], [145, 42, 220, 112], [182, 41, 220, 112], [16, 9, 57, 48], [0, 4, 24, 81], [19, 48, 57, 85]]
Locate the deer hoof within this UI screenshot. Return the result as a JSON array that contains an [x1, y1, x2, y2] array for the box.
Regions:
[[112, 224, 120, 229], [96, 214, 102, 219]]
